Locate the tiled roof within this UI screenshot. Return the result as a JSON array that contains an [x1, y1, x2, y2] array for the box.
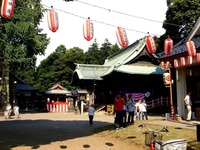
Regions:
[[72, 38, 162, 81], [46, 83, 71, 95], [74, 64, 110, 80], [104, 38, 145, 66], [16, 84, 37, 91], [113, 62, 165, 75]]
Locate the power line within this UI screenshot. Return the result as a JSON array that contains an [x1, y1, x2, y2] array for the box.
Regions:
[[75, 0, 181, 28]]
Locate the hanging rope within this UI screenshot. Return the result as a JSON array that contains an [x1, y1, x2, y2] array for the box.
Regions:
[[75, 0, 182, 28]]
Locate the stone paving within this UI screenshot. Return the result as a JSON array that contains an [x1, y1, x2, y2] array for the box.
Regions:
[[0, 112, 199, 150]]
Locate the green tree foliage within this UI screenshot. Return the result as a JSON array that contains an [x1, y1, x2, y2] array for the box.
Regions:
[[157, 0, 200, 53], [0, 0, 49, 82], [35, 39, 120, 94], [99, 39, 112, 64], [84, 39, 101, 64], [35, 46, 85, 93], [84, 38, 120, 65]]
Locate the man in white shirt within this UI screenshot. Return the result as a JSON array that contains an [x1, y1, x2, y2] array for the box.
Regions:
[[184, 92, 192, 121], [88, 105, 95, 125]]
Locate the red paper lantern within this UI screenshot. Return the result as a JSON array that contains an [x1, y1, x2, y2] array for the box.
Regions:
[[188, 56, 192, 65], [83, 17, 94, 41], [197, 53, 200, 63], [186, 40, 196, 57], [181, 57, 185, 66], [164, 37, 173, 55], [165, 61, 170, 69], [174, 59, 178, 68], [160, 61, 165, 68], [145, 35, 157, 54], [1, 0, 15, 19], [116, 27, 129, 48], [47, 6, 59, 32]]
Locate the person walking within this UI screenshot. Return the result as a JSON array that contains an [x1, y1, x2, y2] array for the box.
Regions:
[[88, 104, 95, 125], [127, 94, 134, 124], [141, 99, 148, 120], [184, 91, 192, 121]]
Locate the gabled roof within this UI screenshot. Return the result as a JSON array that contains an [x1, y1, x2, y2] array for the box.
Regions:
[[72, 38, 164, 81], [74, 64, 110, 80], [46, 84, 72, 95], [111, 62, 164, 75], [16, 84, 37, 91], [104, 39, 145, 66], [13, 75, 37, 91]]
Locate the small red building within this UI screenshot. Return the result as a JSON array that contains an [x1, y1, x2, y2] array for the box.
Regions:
[[45, 84, 72, 112]]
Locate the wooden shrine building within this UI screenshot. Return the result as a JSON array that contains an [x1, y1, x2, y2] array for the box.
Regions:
[[45, 83, 72, 112], [71, 38, 169, 111], [159, 17, 200, 120]]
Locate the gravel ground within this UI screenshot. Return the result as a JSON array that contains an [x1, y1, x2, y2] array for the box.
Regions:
[[0, 112, 142, 150]]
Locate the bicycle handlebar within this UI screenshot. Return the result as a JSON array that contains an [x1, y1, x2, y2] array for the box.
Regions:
[[138, 124, 169, 133]]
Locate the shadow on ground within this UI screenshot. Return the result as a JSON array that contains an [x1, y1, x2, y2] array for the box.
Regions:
[[0, 118, 113, 150]]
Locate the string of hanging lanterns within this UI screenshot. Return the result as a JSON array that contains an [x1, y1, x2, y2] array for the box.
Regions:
[[160, 37, 197, 68], [0, 1, 197, 52], [45, 4, 178, 49]]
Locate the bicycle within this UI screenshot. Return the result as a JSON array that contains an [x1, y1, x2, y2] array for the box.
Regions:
[[138, 124, 169, 150]]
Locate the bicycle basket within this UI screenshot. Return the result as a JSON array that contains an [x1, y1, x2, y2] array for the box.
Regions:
[[145, 131, 163, 146]]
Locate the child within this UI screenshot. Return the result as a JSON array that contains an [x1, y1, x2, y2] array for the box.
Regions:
[[88, 105, 95, 125]]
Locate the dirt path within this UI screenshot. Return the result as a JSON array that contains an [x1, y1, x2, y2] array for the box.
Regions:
[[0, 112, 143, 150]]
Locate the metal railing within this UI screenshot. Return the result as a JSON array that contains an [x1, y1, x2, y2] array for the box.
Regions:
[[146, 97, 170, 110]]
